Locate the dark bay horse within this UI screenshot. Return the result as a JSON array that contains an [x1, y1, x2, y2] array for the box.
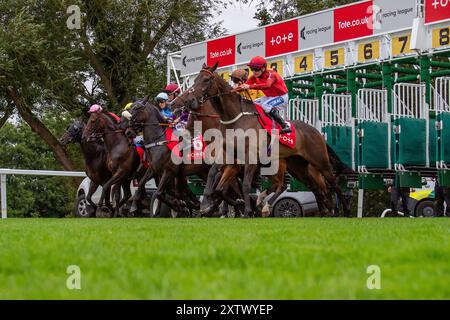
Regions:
[[82, 112, 144, 217], [59, 118, 116, 215], [126, 98, 213, 216], [182, 63, 350, 217]]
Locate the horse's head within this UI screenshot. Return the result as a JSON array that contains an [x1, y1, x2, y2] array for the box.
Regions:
[[59, 118, 85, 145], [184, 62, 225, 111], [125, 96, 165, 138], [82, 112, 110, 142]]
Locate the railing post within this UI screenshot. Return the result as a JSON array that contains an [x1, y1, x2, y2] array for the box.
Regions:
[[357, 188, 364, 218], [1, 174, 6, 219]]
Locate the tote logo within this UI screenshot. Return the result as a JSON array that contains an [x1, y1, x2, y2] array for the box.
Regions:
[[265, 20, 299, 57], [334, 1, 374, 42], [425, 0, 450, 23], [207, 36, 236, 68]]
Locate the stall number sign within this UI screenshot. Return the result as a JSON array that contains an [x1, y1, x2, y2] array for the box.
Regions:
[[267, 60, 284, 77], [432, 26, 450, 49], [294, 54, 314, 73], [357, 40, 380, 63], [392, 33, 413, 56], [324, 48, 345, 68]]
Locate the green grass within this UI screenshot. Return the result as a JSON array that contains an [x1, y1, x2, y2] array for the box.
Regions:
[[0, 218, 449, 299]]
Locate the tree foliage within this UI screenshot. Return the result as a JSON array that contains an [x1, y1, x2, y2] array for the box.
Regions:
[[251, 0, 360, 25]]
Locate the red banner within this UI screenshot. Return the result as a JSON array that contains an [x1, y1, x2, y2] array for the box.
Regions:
[[334, 1, 374, 42], [207, 36, 236, 68], [265, 20, 299, 57], [425, 0, 450, 24]]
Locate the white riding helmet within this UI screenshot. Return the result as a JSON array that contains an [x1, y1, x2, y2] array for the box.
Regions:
[[156, 92, 169, 101]]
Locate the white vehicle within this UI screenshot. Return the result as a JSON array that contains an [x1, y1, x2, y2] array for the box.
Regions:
[[75, 177, 165, 217], [75, 176, 326, 218]]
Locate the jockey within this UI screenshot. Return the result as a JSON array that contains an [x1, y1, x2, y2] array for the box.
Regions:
[[156, 92, 176, 121], [163, 83, 181, 101], [88, 104, 103, 113], [231, 69, 264, 101], [237, 56, 291, 134], [121, 102, 144, 145], [89, 103, 121, 122]]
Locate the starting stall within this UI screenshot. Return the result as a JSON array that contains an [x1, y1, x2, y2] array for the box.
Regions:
[[168, 0, 450, 217]]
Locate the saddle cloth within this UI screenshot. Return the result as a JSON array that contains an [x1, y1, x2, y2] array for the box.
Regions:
[[166, 128, 205, 161], [254, 103, 296, 149], [135, 145, 150, 168]]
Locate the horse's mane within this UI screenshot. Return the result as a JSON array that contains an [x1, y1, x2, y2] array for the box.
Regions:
[[212, 71, 234, 93], [96, 111, 119, 131], [209, 68, 256, 110], [141, 100, 168, 124]]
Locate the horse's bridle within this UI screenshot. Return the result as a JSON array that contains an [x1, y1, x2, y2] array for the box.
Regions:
[[190, 69, 258, 125], [84, 115, 124, 142], [128, 101, 176, 149]]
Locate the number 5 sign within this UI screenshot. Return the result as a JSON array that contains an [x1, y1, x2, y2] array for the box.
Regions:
[[324, 48, 345, 68]]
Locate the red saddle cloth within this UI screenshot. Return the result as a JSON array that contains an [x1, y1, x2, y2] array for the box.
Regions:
[[165, 127, 205, 161], [254, 103, 296, 149], [135, 145, 150, 169]]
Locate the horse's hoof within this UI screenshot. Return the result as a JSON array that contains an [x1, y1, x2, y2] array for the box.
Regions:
[[262, 204, 271, 217]]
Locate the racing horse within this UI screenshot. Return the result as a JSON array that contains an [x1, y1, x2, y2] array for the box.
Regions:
[[126, 97, 214, 216], [181, 63, 350, 217], [59, 118, 114, 216], [171, 96, 288, 217], [82, 111, 146, 217], [175, 91, 331, 217]]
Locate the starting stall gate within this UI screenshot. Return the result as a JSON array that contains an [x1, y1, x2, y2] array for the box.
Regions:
[[321, 94, 354, 170], [436, 77, 450, 185], [357, 89, 391, 173], [169, 0, 450, 216], [287, 98, 319, 128]]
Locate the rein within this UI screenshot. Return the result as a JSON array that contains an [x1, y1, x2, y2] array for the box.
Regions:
[[130, 102, 177, 150], [197, 69, 258, 125]]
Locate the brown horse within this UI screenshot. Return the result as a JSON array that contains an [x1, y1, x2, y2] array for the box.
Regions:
[[59, 118, 114, 216], [171, 97, 288, 217], [82, 111, 144, 217], [182, 63, 350, 217], [126, 97, 213, 216], [174, 88, 333, 217]]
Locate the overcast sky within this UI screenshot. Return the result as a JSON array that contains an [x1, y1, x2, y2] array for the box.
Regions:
[[211, 1, 260, 35]]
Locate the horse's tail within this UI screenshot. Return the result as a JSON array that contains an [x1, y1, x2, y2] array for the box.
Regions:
[[326, 144, 354, 176]]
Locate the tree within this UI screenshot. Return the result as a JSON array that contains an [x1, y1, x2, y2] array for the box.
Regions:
[[0, 0, 226, 170], [250, 0, 359, 25], [0, 119, 83, 217]]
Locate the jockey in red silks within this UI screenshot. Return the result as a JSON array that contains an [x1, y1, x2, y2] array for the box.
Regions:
[[237, 56, 291, 134], [164, 83, 182, 101]]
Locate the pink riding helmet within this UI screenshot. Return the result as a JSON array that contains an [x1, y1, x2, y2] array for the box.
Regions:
[[88, 104, 103, 113]]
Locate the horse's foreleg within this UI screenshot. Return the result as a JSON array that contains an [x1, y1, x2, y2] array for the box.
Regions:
[[119, 181, 132, 216], [86, 181, 99, 217], [130, 168, 154, 215], [242, 164, 258, 217], [100, 169, 130, 218], [156, 171, 189, 216], [266, 159, 288, 208]]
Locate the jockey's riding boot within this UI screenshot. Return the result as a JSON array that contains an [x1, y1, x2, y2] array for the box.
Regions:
[[269, 108, 292, 134]]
